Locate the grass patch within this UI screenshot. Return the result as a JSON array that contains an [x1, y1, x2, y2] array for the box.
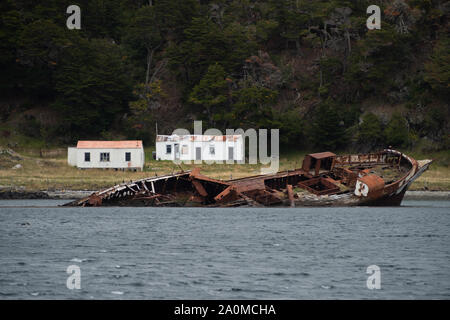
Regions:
[[0, 147, 448, 191]]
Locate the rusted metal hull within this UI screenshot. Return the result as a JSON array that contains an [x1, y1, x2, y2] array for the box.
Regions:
[[63, 149, 432, 208]]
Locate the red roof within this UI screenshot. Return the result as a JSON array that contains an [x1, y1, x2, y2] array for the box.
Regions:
[[307, 152, 336, 159], [76, 140, 143, 149]]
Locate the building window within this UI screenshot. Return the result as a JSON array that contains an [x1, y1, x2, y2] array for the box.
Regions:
[[84, 152, 90, 162], [181, 145, 188, 154], [100, 152, 110, 162], [209, 146, 215, 155], [125, 152, 131, 162], [166, 145, 172, 154]]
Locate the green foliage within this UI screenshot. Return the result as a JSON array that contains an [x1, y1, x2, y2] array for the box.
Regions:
[[0, 1, 25, 93], [167, 17, 256, 86], [320, 57, 343, 79], [424, 35, 450, 98], [276, 109, 304, 147], [384, 113, 410, 148], [53, 38, 132, 139], [311, 101, 347, 150], [124, 5, 163, 55], [358, 113, 383, 149], [152, 0, 199, 40], [79, 0, 127, 41], [229, 85, 278, 129], [189, 64, 229, 126], [255, 19, 279, 43], [422, 104, 449, 141], [0, 0, 448, 151], [346, 24, 412, 98], [127, 79, 168, 145]]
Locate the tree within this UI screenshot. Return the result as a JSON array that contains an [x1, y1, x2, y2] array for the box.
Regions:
[[358, 113, 383, 149], [384, 0, 419, 35], [53, 38, 131, 139], [311, 101, 346, 150], [123, 5, 165, 89], [424, 35, 450, 99], [153, 0, 199, 41], [229, 85, 278, 129], [167, 17, 225, 85], [189, 64, 229, 127], [384, 113, 410, 147], [0, 0, 25, 94], [127, 80, 166, 144], [276, 0, 310, 55], [78, 0, 126, 41], [167, 16, 256, 86], [0, 0, 448, 152], [346, 24, 411, 99], [277, 109, 304, 147], [16, 19, 69, 96]]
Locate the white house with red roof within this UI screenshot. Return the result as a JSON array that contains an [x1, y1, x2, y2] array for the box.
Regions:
[[68, 140, 144, 171]]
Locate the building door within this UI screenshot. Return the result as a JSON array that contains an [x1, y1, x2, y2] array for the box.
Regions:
[[228, 147, 234, 161], [174, 144, 180, 160], [196, 147, 201, 160]]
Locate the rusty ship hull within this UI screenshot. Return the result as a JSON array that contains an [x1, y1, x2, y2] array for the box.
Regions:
[[64, 149, 432, 208]]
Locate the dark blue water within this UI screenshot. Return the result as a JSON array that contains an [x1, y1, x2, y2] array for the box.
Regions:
[[0, 200, 449, 299]]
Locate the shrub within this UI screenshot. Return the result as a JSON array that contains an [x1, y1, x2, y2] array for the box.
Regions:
[[384, 113, 410, 147], [358, 113, 384, 149]]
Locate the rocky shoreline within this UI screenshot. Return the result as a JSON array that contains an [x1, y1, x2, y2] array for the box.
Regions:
[[0, 189, 50, 199], [403, 191, 450, 200], [0, 189, 449, 201], [0, 189, 94, 200]]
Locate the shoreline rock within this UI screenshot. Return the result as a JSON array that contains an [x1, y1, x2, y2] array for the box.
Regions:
[[0, 189, 50, 199], [46, 190, 95, 199], [403, 191, 450, 200], [0, 188, 94, 200]]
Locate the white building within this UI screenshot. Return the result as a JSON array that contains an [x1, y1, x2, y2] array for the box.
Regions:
[[155, 135, 244, 162], [68, 140, 145, 171]]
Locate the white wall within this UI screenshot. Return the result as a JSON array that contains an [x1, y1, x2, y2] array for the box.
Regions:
[[67, 147, 77, 166], [155, 138, 244, 162], [75, 148, 144, 170], [155, 142, 173, 161]]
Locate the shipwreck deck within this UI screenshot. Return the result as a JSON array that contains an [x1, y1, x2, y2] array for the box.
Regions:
[[63, 149, 432, 208]]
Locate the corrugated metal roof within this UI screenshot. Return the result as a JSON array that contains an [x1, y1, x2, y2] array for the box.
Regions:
[[76, 140, 143, 149], [156, 135, 241, 142]]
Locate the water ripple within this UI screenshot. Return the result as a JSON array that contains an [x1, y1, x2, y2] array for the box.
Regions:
[[0, 200, 449, 299]]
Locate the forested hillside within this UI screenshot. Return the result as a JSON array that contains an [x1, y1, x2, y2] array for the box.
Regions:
[[0, 0, 448, 153]]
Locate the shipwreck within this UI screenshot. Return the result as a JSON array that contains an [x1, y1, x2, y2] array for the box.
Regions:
[[64, 149, 432, 207]]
